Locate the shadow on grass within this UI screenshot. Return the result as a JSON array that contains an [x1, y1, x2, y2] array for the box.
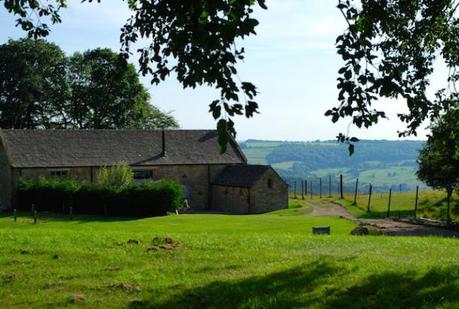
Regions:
[[131, 260, 344, 308], [130, 262, 459, 309], [326, 267, 459, 309], [0, 211, 141, 223]]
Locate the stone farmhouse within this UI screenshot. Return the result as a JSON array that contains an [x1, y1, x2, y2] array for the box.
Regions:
[[0, 129, 288, 213]]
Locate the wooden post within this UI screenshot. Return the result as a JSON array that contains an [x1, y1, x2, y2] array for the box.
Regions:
[[13, 209, 17, 222], [367, 184, 373, 213], [353, 178, 359, 205], [310, 180, 313, 199], [294, 181, 297, 199], [33, 210, 37, 224], [69, 206, 73, 220], [414, 185, 419, 219], [305, 180, 308, 196], [319, 178, 322, 198], [328, 175, 332, 197], [339, 174, 344, 199], [387, 188, 392, 218], [301, 180, 305, 200]]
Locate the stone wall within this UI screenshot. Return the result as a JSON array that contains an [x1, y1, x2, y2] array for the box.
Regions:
[[147, 164, 238, 210], [249, 168, 288, 213], [148, 165, 210, 210], [212, 185, 250, 213], [11, 163, 246, 211], [17, 165, 216, 210]]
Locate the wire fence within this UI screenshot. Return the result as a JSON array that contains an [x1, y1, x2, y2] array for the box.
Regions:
[[284, 175, 421, 196], [284, 174, 453, 221]]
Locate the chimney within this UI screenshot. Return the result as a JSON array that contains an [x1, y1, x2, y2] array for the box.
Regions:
[[161, 128, 166, 157]]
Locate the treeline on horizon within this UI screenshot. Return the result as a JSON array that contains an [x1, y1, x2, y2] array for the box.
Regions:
[[240, 139, 425, 193]]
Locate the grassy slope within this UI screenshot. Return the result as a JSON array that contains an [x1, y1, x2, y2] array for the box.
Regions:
[[0, 203, 458, 308], [334, 191, 459, 221]]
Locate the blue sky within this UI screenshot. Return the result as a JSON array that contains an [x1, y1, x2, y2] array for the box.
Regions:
[[0, 1, 430, 141]]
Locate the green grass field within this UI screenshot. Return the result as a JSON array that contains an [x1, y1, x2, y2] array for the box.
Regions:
[[0, 200, 458, 308], [334, 190, 459, 221]]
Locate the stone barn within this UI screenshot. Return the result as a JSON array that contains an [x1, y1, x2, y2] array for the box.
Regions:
[[0, 129, 287, 214], [212, 165, 288, 213]]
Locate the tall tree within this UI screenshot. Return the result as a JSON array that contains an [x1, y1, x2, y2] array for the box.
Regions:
[[0, 38, 69, 128], [0, 40, 178, 129], [67, 48, 178, 129], [3, 1, 459, 150], [417, 106, 459, 222], [2, 0, 265, 150]]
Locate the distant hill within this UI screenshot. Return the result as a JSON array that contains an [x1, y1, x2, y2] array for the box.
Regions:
[[240, 139, 426, 192]]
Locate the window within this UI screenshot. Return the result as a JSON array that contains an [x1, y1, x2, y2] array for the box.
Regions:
[[133, 170, 153, 180], [49, 170, 68, 178], [267, 179, 273, 189]]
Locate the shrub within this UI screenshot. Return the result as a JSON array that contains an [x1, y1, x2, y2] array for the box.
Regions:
[[17, 177, 80, 212], [96, 162, 134, 190], [16, 177, 183, 217]]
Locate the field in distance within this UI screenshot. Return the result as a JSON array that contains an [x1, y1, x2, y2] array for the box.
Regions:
[[241, 139, 425, 192]]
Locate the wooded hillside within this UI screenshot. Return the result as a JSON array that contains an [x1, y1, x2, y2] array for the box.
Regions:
[[240, 140, 425, 192]]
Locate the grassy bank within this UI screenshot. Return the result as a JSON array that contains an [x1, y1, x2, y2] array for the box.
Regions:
[[330, 190, 459, 221], [0, 201, 458, 308]]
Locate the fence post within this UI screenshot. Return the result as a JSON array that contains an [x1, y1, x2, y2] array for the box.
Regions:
[[367, 184, 373, 213], [328, 175, 332, 197], [13, 209, 17, 222], [310, 180, 313, 199], [414, 185, 419, 219], [301, 180, 305, 200], [387, 188, 392, 218], [319, 178, 322, 198], [294, 181, 297, 199], [33, 210, 37, 224], [353, 178, 359, 205], [340, 174, 344, 199]]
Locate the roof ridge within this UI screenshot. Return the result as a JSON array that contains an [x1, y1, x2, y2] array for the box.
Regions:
[[0, 128, 216, 132], [1, 129, 245, 167]]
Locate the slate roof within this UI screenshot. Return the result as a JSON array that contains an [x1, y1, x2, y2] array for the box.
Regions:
[[212, 165, 272, 188], [0, 129, 247, 168]]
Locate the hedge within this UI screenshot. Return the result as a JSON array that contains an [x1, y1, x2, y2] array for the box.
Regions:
[[16, 177, 183, 217]]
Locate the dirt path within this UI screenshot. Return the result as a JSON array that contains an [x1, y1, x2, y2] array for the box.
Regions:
[[306, 199, 459, 238], [308, 200, 356, 220]]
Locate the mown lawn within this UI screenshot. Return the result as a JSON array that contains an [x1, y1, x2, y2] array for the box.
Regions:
[[334, 190, 459, 221], [0, 201, 458, 308]]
